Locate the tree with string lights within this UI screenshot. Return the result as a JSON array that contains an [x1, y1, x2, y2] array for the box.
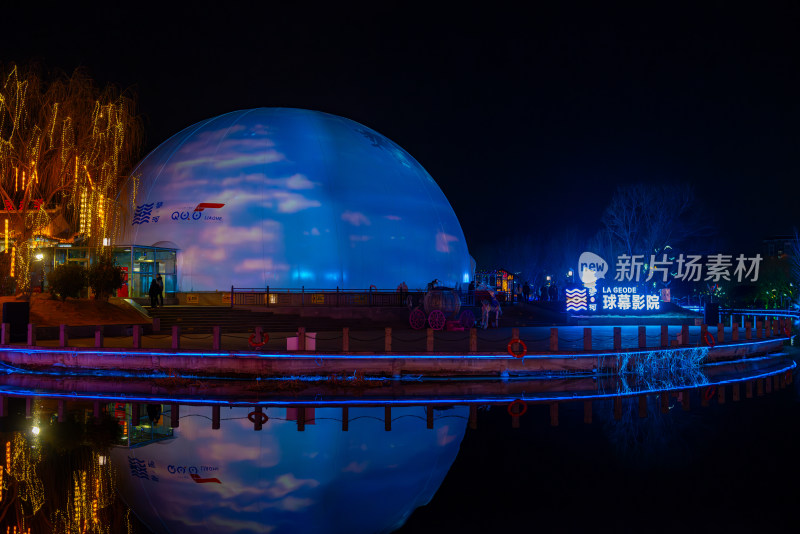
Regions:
[[0, 62, 142, 297]]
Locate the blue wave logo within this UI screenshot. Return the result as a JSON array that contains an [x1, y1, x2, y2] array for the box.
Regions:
[[565, 288, 588, 312], [128, 457, 150, 479], [132, 203, 154, 225]]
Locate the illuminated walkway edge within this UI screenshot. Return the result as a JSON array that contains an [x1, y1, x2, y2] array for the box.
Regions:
[[0, 336, 789, 378]]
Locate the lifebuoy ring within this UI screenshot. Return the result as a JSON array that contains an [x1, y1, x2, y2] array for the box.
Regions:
[[507, 338, 527, 358], [248, 411, 268, 424], [703, 386, 717, 401], [507, 399, 528, 417], [248, 333, 268, 348], [369, 285, 377, 290], [703, 331, 715, 348]]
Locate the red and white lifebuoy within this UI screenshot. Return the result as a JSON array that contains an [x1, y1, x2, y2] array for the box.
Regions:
[[507, 339, 527, 359], [248, 411, 268, 424], [248, 333, 268, 348], [507, 399, 528, 417], [703, 331, 715, 348]]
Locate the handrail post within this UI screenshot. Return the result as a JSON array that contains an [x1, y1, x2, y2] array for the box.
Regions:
[[213, 326, 221, 351], [302, 286, 304, 307], [266, 285, 270, 308], [60, 324, 69, 347], [230, 285, 234, 308], [27, 323, 36, 346], [133, 325, 142, 348]]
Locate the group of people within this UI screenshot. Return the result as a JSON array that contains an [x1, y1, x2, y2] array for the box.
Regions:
[[480, 291, 502, 329], [148, 274, 164, 308], [539, 283, 559, 302]]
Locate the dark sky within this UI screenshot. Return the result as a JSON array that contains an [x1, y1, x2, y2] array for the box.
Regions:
[[3, 2, 800, 259]]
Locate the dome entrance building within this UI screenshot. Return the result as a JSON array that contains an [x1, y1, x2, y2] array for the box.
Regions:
[[116, 108, 471, 301]]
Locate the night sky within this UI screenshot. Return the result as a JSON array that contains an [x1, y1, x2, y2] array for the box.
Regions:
[[3, 2, 799, 261]]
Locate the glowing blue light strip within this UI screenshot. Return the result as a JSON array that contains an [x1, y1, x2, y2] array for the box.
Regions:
[[0, 335, 788, 362]]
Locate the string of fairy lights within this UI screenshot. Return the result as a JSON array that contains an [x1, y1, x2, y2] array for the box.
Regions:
[[0, 425, 120, 532], [0, 64, 141, 292]]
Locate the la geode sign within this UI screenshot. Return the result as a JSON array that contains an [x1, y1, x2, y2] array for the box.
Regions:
[[566, 284, 660, 313], [565, 251, 764, 315]]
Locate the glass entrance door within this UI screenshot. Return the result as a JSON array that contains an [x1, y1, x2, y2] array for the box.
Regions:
[[137, 261, 161, 297]]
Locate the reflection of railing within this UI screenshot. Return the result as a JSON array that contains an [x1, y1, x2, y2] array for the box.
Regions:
[[231, 287, 433, 307]]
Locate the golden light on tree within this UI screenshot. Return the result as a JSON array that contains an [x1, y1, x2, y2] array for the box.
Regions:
[[0, 62, 143, 296]]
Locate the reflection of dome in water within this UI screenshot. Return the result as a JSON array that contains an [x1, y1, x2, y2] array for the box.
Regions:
[[118, 108, 471, 291], [112, 406, 467, 534]]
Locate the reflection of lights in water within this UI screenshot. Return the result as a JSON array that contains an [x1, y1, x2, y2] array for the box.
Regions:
[[113, 405, 469, 534]]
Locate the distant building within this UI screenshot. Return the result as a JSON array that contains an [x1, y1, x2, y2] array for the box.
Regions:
[[762, 235, 796, 259]]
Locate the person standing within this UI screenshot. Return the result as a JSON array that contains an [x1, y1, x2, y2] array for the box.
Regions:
[[148, 278, 160, 309], [523, 282, 530, 302], [156, 274, 164, 307], [548, 283, 558, 302]]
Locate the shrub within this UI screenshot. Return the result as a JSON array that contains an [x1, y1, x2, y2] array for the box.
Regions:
[[47, 263, 87, 301], [87, 258, 124, 301]]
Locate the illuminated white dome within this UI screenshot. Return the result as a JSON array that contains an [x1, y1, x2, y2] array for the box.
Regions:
[[118, 108, 471, 291]]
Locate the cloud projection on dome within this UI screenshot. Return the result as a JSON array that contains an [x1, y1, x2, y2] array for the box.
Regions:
[[112, 405, 467, 534], [118, 108, 471, 291]]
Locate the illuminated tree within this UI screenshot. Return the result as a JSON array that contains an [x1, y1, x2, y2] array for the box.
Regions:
[[0, 63, 143, 297], [600, 183, 696, 258]]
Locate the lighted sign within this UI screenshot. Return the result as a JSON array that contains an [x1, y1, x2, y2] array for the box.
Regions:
[[565, 288, 588, 312], [602, 286, 660, 311], [566, 284, 660, 314]]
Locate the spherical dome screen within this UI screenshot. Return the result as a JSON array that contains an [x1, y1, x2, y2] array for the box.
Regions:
[[118, 108, 471, 291]]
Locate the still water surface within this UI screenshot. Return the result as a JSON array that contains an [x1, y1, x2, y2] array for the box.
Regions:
[[0, 351, 797, 533]]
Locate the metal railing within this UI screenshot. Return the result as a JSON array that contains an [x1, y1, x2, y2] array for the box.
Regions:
[[230, 286, 436, 308]]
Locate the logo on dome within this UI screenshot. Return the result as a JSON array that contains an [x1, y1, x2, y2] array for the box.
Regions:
[[132, 203, 154, 225], [170, 202, 226, 223], [194, 203, 225, 212]]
